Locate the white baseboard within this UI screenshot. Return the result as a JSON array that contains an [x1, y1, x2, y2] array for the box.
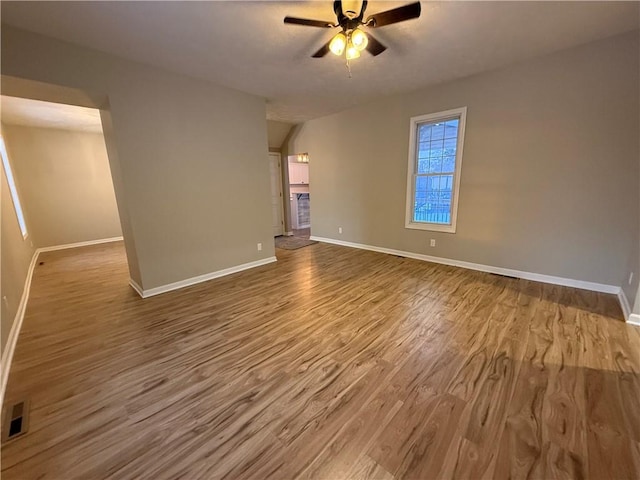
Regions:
[[628, 314, 640, 327], [129, 278, 144, 298], [618, 289, 631, 321], [130, 256, 278, 298], [310, 236, 620, 295], [38, 236, 123, 253], [1, 235, 124, 409], [0, 249, 39, 412]]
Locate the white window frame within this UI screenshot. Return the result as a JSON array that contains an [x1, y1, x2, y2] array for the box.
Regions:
[[0, 136, 28, 238], [405, 106, 467, 233]]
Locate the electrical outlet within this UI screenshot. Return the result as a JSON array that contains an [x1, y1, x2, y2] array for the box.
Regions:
[[338, 227, 343, 234], [257, 243, 262, 251], [430, 239, 436, 247], [629, 272, 634, 285]]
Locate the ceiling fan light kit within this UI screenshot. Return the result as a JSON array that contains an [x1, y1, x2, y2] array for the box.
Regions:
[[284, 0, 421, 66]]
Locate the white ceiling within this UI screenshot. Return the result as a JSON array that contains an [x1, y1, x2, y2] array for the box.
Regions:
[[2, 1, 638, 123], [1, 96, 103, 133]]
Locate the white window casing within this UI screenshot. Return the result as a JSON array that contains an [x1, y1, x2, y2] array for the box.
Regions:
[[405, 107, 467, 233]]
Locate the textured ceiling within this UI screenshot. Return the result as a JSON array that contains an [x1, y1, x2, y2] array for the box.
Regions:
[[2, 1, 638, 123], [1, 96, 103, 133]]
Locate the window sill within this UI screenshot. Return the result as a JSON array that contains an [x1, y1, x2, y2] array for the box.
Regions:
[[405, 221, 456, 233]]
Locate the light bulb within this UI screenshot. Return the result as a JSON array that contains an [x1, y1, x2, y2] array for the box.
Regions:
[[329, 33, 347, 56], [351, 28, 368, 51], [346, 41, 361, 60]]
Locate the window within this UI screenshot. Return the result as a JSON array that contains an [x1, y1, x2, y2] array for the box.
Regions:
[[405, 107, 467, 233], [0, 136, 28, 238]]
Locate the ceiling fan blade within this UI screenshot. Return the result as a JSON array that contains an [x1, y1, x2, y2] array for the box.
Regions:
[[284, 16, 334, 28], [366, 2, 421, 27], [365, 33, 387, 56], [312, 40, 332, 58]]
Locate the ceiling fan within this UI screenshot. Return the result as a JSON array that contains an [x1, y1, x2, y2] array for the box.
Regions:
[[284, 0, 421, 60]]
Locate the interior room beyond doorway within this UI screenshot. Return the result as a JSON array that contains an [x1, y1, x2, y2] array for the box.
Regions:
[[288, 153, 310, 238]]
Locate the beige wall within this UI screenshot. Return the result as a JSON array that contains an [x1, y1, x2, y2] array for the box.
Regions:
[[2, 124, 122, 248], [1, 164, 35, 354], [289, 32, 640, 302], [2, 25, 275, 291]]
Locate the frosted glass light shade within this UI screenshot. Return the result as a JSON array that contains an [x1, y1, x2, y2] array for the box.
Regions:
[[329, 33, 347, 56], [346, 42, 361, 60], [351, 28, 368, 51]]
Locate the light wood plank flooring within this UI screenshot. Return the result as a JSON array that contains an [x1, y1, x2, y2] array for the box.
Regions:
[[2, 241, 639, 479]]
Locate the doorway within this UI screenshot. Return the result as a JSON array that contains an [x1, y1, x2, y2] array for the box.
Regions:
[[0, 96, 122, 248], [288, 153, 310, 239]]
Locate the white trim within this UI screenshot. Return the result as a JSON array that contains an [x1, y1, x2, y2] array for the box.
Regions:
[[269, 152, 285, 237], [628, 314, 640, 327], [131, 256, 278, 298], [310, 236, 620, 295], [618, 289, 631, 321], [1, 235, 124, 409], [129, 278, 144, 298], [405, 107, 467, 234], [0, 249, 38, 412], [38, 236, 123, 253]]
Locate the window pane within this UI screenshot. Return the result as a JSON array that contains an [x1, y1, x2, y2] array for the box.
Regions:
[[444, 119, 459, 139], [428, 175, 441, 190], [430, 123, 445, 141], [442, 155, 455, 173], [418, 131, 450, 173], [418, 124, 432, 142], [417, 139, 430, 173], [437, 194, 452, 224], [418, 141, 430, 156], [417, 158, 429, 173], [429, 139, 444, 158], [444, 174, 453, 189], [413, 174, 453, 224], [428, 156, 442, 173], [443, 138, 457, 155]]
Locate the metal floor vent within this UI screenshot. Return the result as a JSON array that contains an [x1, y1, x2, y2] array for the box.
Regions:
[[3, 400, 29, 441]]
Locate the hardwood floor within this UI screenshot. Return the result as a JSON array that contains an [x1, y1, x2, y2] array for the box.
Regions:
[[2, 241, 639, 479]]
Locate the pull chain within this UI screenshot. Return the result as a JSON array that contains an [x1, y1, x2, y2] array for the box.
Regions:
[[346, 59, 352, 78]]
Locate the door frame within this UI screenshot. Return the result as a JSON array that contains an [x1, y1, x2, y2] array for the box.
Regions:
[[268, 152, 285, 237]]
